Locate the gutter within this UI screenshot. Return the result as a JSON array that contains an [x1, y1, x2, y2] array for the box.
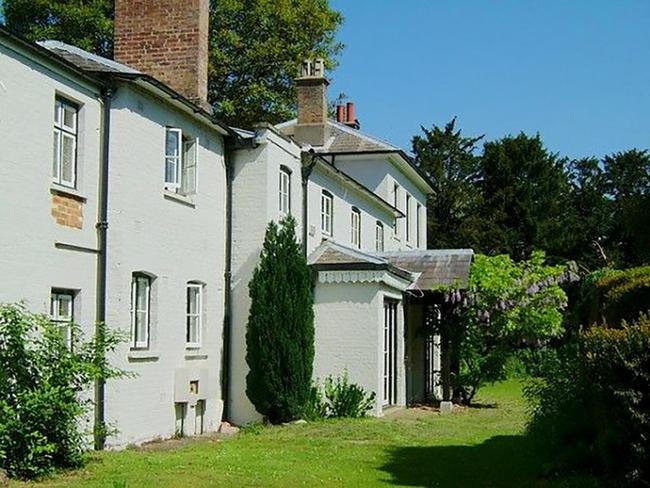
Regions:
[[94, 85, 113, 450]]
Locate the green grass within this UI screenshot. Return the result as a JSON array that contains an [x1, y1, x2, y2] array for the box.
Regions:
[[12, 380, 599, 487]]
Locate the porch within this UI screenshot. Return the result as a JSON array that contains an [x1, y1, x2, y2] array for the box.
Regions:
[[309, 240, 473, 413]]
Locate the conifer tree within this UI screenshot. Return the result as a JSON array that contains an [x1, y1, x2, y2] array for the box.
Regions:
[[246, 216, 314, 423]]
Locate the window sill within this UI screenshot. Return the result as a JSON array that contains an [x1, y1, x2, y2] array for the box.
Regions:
[[163, 189, 195, 208], [50, 183, 87, 202], [184, 350, 208, 360], [128, 350, 160, 362]]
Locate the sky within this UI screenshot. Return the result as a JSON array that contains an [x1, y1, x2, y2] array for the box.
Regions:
[[328, 0, 650, 159]]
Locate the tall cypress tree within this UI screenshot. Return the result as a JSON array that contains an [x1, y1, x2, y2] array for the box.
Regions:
[[246, 217, 314, 423]]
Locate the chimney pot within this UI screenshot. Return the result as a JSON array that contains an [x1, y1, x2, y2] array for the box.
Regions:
[[336, 105, 346, 123], [346, 102, 355, 123]]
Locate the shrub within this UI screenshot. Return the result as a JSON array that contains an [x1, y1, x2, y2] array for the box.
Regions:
[[506, 347, 560, 379], [525, 314, 650, 484], [302, 382, 328, 421], [246, 217, 315, 424], [448, 251, 573, 404], [0, 303, 124, 479], [575, 266, 650, 327], [323, 372, 376, 418]]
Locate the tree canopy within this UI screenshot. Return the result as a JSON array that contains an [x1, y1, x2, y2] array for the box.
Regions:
[[3, 0, 114, 56], [2, 0, 344, 128], [412, 118, 486, 251], [413, 119, 649, 270], [209, 0, 343, 127]]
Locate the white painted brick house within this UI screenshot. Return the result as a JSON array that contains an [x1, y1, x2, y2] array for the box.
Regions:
[[0, 0, 472, 445]]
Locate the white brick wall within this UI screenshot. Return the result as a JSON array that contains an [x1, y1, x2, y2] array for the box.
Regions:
[[103, 85, 227, 447]]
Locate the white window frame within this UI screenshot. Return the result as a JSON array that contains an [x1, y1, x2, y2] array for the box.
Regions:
[[181, 136, 199, 195], [351, 207, 361, 249], [405, 194, 412, 243], [166, 128, 199, 195], [321, 190, 333, 236], [376, 221, 384, 252], [53, 98, 78, 188], [279, 166, 291, 216], [51, 290, 74, 348], [186, 283, 203, 348], [165, 127, 182, 191], [130, 274, 151, 349], [383, 299, 398, 405]]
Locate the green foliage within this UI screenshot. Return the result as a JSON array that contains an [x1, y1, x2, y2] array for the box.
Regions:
[[246, 217, 315, 424], [480, 134, 572, 261], [302, 382, 328, 421], [411, 118, 486, 251], [209, 0, 344, 127], [574, 266, 650, 327], [304, 374, 375, 420], [0, 303, 125, 480], [505, 347, 560, 379], [453, 251, 571, 403], [3, 0, 114, 56], [323, 373, 375, 418], [413, 119, 649, 271], [525, 315, 650, 484]]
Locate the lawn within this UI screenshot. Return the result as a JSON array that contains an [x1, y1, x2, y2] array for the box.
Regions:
[[12, 380, 599, 487]]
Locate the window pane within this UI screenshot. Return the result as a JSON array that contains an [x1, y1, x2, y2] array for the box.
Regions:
[[53, 130, 61, 179], [136, 312, 147, 341], [61, 133, 75, 184], [188, 287, 199, 314], [165, 158, 178, 185], [54, 100, 62, 125], [136, 278, 148, 310], [63, 104, 76, 131], [181, 140, 197, 194], [166, 129, 180, 157], [187, 316, 199, 343], [58, 295, 72, 320]]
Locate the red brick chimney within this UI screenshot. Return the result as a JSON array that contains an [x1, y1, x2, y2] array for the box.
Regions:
[[295, 59, 329, 147], [114, 0, 211, 112]]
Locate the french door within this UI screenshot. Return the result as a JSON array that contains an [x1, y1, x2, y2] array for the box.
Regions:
[[383, 299, 399, 405]]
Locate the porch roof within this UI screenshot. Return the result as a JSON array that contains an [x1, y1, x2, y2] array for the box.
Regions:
[[379, 249, 474, 290], [308, 240, 413, 282], [309, 241, 474, 292]]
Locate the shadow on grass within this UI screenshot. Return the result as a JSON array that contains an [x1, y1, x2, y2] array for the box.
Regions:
[[380, 434, 544, 487], [465, 402, 498, 409]]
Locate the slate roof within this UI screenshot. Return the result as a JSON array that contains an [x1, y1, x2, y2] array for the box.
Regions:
[[379, 249, 474, 290], [38, 40, 140, 74], [309, 240, 413, 281], [309, 242, 474, 291], [276, 119, 399, 153]]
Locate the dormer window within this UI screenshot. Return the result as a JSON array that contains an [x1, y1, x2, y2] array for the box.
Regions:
[[165, 127, 198, 195]]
